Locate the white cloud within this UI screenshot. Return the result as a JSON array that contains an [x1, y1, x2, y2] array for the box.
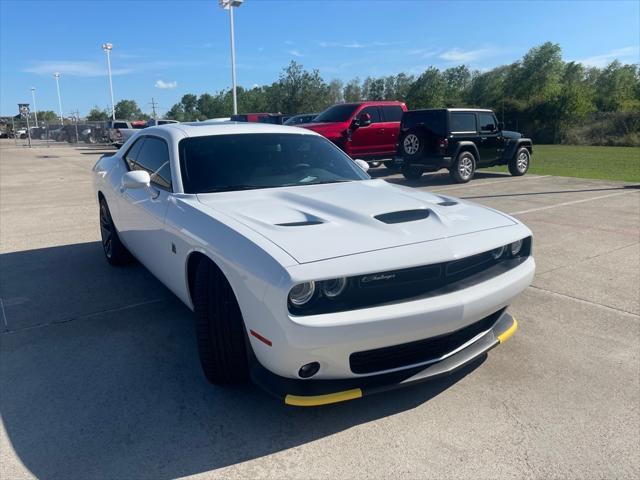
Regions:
[[23, 61, 132, 77], [155, 79, 178, 89], [318, 41, 364, 49], [575, 46, 639, 68], [408, 48, 440, 58], [288, 49, 303, 57], [284, 40, 294, 45], [439, 48, 496, 63]]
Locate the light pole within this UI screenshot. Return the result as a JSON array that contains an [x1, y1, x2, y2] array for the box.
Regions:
[[218, 0, 243, 115], [54, 73, 63, 124], [30, 87, 39, 127], [102, 42, 116, 120]]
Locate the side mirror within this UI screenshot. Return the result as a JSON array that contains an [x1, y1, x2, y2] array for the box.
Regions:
[[123, 170, 151, 190], [354, 159, 370, 172], [357, 112, 372, 127], [497, 122, 504, 131]]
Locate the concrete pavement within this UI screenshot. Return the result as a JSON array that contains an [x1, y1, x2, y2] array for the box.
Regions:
[[1, 141, 638, 479]]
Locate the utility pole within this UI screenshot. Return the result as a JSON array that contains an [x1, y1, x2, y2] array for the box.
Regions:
[[150, 97, 158, 120], [102, 43, 116, 120], [71, 110, 80, 143], [54, 73, 64, 124], [30, 87, 39, 127]]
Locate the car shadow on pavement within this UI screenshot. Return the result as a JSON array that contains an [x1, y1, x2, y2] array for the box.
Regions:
[[0, 241, 486, 479], [369, 168, 510, 188]]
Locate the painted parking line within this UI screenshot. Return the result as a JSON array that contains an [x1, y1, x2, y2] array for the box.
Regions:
[[430, 175, 551, 193], [509, 190, 640, 215]]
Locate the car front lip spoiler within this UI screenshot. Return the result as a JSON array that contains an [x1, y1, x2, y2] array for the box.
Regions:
[[250, 311, 518, 407]]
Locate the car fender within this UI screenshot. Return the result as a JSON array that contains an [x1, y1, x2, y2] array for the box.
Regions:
[[452, 141, 480, 161], [503, 138, 533, 161]]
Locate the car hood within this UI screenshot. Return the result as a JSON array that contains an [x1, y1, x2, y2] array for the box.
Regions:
[[196, 180, 516, 264], [502, 130, 523, 139]]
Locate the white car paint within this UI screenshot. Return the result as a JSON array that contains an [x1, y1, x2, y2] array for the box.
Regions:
[[93, 122, 535, 381]]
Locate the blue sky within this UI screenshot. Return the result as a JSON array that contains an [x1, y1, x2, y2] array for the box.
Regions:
[[1, 0, 638, 117]]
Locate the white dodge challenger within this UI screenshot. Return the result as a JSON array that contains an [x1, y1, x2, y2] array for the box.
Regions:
[[93, 122, 535, 406]]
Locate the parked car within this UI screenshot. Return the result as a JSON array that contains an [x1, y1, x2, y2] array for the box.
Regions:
[[284, 113, 318, 126], [230, 113, 287, 124], [397, 108, 533, 183], [301, 101, 407, 168], [93, 122, 534, 406], [146, 118, 179, 127], [106, 120, 133, 147]]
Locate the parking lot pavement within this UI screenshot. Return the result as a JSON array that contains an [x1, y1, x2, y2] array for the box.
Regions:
[[1, 143, 639, 479]]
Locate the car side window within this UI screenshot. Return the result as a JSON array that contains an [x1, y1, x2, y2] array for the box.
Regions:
[[450, 113, 477, 133], [381, 105, 403, 122], [479, 113, 497, 132], [114, 122, 128, 129], [133, 136, 172, 190], [124, 137, 145, 170], [359, 106, 381, 123]]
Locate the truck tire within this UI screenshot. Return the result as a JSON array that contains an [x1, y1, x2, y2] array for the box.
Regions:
[[509, 147, 530, 176], [383, 160, 397, 170], [402, 165, 424, 180], [450, 151, 476, 183], [193, 259, 249, 385], [99, 197, 133, 266], [400, 130, 424, 160]]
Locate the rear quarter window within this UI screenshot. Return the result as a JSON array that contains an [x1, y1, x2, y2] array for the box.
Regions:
[[450, 113, 477, 133], [381, 105, 404, 122]]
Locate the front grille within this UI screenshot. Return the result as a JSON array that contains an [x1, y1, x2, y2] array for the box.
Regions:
[[289, 237, 532, 316], [349, 310, 503, 374]]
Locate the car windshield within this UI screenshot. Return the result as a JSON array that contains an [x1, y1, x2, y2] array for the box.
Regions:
[[179, 133, 369, 194], [313, 104, 358, 123]]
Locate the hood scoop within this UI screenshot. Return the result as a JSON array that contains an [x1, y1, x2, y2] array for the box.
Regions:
[[374, 209, 431, 224], [276, 219, 324, 227]]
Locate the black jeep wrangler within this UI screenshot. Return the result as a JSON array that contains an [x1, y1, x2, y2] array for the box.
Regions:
[[397, 108, 532, 183]]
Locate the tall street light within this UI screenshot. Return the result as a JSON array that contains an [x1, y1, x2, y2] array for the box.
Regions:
[[30, 87, 38, 127], [219, 0, 243, 115], [102, 42, 116, 120], [53, 73, 63, 124]]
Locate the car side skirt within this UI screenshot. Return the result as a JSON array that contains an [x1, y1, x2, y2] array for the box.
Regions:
[[251, 311, 518, 407]]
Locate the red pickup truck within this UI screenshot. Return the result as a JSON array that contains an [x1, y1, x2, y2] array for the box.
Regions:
[[301, 101, 407, 167]]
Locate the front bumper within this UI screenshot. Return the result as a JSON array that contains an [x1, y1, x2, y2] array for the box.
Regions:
[[251, 311, 518, 406]]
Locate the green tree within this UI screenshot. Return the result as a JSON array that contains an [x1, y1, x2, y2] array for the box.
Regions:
[[442, 65, 471, 106], [114, 100, 144, 120], [327, 79, 344, 104], [36, 110, 59, 122], [343, 78, 362, 102], [595, 61, 640, 112], [406, 68, 445, 108], [87, 106, 110, 121]]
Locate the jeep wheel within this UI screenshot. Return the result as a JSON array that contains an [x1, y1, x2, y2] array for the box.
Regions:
[[193, 259, 249, 385], [401, 131, 424, 159], [402, 165, 423, 180], [509, 148, 530, 176], [384, 160, 398, 170], [450, 151, 476, 183]]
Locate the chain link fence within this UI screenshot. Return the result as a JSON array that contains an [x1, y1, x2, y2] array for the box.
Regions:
[[5, 119, 114, 148]]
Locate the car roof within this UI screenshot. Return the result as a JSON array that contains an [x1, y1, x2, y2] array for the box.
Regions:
[[406, 108, 493, 113], [144, 121, 321, 139]]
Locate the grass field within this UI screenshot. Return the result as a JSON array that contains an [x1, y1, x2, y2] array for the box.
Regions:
[[483, 145, 640, 182]]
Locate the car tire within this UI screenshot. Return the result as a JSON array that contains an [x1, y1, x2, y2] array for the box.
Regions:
[[99, 197, 132, 266], [401, 130, 424, 160], [402, 165, 424, 180], [509, 147, 530, 176], [450, 151, 476, 183], [193, 259, 249, 385], [383, 160, 397, 170]]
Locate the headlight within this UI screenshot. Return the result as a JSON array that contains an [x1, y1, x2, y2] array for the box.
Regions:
[[491, 246, 506, 259], [289, 281, 315, 306], [510, 239, 523, 256], [321, 277, 348, 298]]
